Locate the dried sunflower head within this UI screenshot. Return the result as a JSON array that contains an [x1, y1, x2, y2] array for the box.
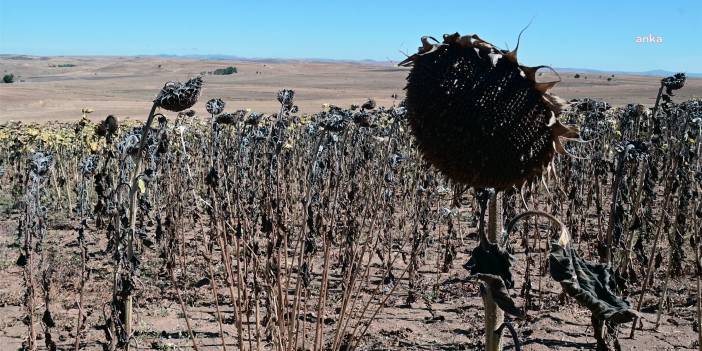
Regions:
[[401, 33, 578, 189], [215, 110, 246, 125], [29, 152, 54, 177], [95, 115, 119, 142], [361, 98, 376, 110], [206, 98, 225, 115], [661, 73, 686, 96], [245, 112, 264, 126], [353, 111, 373, 127], [215, 112, 237, 125], [178, 109, 197, 118], [277, 89, 295, 110], [154, 76, 203, 112]]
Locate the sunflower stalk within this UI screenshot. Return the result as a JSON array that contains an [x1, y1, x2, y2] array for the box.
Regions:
[[629, 155, 677, 338], [122, 101, 158, 348], [74, 156, 92, 350], [120, 77, 202, 348], [618, 159, 647, 273], [483, 191, 504, 351]]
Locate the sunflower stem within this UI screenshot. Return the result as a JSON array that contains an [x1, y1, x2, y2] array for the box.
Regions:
[[483, 191, 504, 351], [123, 101, 158, 350]]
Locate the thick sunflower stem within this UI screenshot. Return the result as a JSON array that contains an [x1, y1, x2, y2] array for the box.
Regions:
[[483, 191, 504, 351], [648, 84, 664, 140], [124, 102, 158, 350]]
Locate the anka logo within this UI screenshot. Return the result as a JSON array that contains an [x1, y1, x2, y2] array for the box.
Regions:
[[635, 34, 664, 44]]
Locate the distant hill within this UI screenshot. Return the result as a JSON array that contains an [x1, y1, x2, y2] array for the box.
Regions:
[[1, 53, 699, 77], [556, 66, 702, 78], [152, 54, 398, 66], [168, 55, 700, 76], [175, 55, 699, 74]]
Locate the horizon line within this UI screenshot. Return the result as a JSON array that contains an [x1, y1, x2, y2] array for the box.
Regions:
[[1, 52, 699, 78]]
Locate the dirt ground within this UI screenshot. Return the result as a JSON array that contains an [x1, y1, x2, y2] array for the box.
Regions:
[[1, 55, 701, 123], [0, 207, 697, 351]]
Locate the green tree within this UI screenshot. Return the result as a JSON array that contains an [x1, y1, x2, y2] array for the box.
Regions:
[[213, 66, 237, 75]]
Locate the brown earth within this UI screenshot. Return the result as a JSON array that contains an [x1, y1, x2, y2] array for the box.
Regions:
[[1, 55, 702, 123], [0, 207, 697, 350]]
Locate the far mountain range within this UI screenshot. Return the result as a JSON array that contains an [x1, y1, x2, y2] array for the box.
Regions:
[[2, 53, 700, 78]]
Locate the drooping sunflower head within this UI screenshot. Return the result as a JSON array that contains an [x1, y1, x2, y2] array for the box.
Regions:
[[401, 33, 578, 189], [206, 98, 226, 115], [155, 76, 203, 112]]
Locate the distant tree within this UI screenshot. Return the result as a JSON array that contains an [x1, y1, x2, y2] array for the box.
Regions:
[[213, 66, 238, 75], [574, 73, 581, 78], [3, 74, 14, 83]]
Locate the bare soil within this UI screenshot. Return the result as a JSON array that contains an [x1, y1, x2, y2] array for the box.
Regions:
[[1, 55, 701, 123], [0, 208, 697, 350]]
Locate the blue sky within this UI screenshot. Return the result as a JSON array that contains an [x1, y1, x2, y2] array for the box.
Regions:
[[1, 0, 700, 72]]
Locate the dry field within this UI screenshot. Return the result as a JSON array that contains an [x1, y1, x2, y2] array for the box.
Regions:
[[0, 55, 701, 351], [1, 55, 701, 122]]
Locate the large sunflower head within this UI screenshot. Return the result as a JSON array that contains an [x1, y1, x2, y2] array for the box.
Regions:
[[401, 33, 578, 189]]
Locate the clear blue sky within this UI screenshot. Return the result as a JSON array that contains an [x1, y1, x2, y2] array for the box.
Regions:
[[1, 0, 700, 72]]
